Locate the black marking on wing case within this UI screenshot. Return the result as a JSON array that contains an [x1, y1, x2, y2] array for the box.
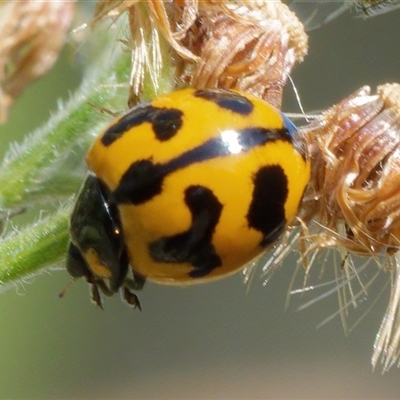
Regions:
[[247, 165, 288, 247], [112, 127, 291, 205], [149, 185, 223, 277], [194, 89, 254, 115], [101, 105, 183, 146]]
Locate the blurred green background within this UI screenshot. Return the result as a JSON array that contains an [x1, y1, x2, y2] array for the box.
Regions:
[[1, 6, 400, 399]]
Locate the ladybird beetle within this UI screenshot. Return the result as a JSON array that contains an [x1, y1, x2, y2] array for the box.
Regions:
[[66, 88, 310, 308]]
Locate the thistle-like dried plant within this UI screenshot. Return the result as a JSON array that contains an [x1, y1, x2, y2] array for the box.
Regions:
[[300, 84, 400, 256], [93, 0, 308, 108], [0, 0, 76, 123], [295, 83, 400, 371]]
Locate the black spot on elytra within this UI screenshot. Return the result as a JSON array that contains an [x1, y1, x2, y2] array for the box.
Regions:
[[238, 127, 292, 147], [151, 108, 184, 141], [149, 185, 222, 277], [247, 165, 288, 247], [194, 89, 254, 115], [101, 105, 183, 146], [112, 127, 290, 205], [112, 159, 164, 205]]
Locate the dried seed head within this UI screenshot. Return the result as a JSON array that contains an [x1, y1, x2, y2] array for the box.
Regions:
[[93, 0, 308, 108], [294, 84, 400, 372], [188, 1, 308, 107], [0, 0, 76, 123], [300, 84, 400, 256]]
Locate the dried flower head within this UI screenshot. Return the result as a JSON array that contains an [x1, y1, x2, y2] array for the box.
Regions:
[[293, 83, 400, 371], [0, 0, 76, 123], [300, 84, 400, 256], [93, 0, 308, 108]]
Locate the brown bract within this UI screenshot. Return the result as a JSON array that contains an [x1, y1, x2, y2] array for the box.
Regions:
[[296, 84, 400, 371], [300, 84, 400, 256], [93, 0, 308, 108], [0, 0, 76, 123]]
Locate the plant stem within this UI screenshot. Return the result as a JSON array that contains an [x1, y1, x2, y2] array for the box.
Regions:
[[0, 201, 72, 285]]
